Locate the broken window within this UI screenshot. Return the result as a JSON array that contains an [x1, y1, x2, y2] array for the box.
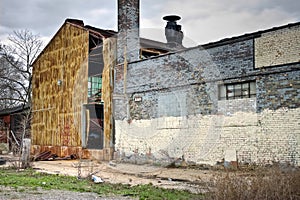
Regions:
[[219, 81, 256, 100], [88, 75, 102, 100]]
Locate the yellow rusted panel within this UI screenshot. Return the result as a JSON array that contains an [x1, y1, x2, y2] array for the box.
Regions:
[[32, 23, 89, 147], [102, 38, 117, 148]]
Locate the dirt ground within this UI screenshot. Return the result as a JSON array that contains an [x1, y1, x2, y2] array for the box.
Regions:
[[0, 186, 136, 200], [1, 155, 214, 194]]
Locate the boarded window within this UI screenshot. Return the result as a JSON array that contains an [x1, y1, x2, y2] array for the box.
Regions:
[[158, 91, 187, 117]]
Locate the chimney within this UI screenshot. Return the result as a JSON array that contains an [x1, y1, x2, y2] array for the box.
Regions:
[[163, 15, 184, 48], [117, 0, 140, 64]]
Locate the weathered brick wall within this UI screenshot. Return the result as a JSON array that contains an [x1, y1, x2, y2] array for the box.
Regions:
[[114, 39, 254, 119], [255, 108, 300, 164], [114, 26, 300, 166], [257, 70, 300, 111], [218, 98, 256, 115], [255, 24, 300, 68], [117, 0, 140, 63], [115, 108, 300, 165]]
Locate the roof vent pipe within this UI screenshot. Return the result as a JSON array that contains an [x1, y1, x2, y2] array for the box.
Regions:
[[163, 15, 183, 47]]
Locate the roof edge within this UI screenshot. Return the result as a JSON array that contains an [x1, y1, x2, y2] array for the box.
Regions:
[[32, 19, 90, 66], [200, 21, 300, 49]]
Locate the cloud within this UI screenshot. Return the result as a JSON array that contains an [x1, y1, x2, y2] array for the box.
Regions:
[[156, 0, 300, 44], [0, 0, 116, 42], [0, 0, 299, 46]]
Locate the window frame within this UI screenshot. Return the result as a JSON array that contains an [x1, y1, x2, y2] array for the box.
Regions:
[[218, 81, 256, 100], [88, 75, 102, 98]]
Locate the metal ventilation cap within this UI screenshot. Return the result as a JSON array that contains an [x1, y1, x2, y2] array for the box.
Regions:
[[163, 15, 183, 47], [163, 15, 181, 22]]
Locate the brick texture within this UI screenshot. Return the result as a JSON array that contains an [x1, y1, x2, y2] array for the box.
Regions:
[[114, 24, 300, 166], [255, 24, 300, 68], [115, 108, 300, 166]]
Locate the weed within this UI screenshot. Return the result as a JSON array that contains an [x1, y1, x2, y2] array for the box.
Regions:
[[205, 166, 300, 200]]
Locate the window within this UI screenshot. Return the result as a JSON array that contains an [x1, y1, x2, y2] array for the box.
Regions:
[[219, 81, 256, 100], [88, 76, 102, 98]]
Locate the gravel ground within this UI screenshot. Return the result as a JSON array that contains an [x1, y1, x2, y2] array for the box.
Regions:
[[0, 186, 136, 200]]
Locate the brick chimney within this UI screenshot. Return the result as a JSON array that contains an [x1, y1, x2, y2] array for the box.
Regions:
[[117, 0, 140, 64]]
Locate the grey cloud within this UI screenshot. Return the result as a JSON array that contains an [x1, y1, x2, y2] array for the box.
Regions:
[[0, 0, 116, 39], [0, 0, 299, 45]]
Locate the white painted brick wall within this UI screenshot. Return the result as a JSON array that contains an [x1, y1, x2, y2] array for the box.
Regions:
[[115, 107, 300, 166]]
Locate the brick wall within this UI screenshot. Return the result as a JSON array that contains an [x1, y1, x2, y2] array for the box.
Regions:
[[114, 25, 300, 166], [115, 39, 254, 119], [255, 24, 300, 68], [115, 108, 300, 165], [257, 70, 300, 111]]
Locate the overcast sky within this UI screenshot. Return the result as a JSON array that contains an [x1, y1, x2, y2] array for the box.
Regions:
[[0, 0, 299, 47]]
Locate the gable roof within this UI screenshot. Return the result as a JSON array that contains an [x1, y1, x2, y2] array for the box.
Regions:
[[33, 18, 173, 66], [32, 19, 114, 66]]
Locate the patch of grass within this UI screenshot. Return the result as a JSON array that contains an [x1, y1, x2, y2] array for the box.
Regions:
[[0, 168, 203, 199]]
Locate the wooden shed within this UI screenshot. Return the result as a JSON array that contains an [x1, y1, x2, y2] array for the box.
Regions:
[[0, 105, 30, 154]]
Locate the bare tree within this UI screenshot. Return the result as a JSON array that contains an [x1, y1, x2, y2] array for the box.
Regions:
[[0, 52, 24, 108], [0, 30, 42, 167], [0, 30, 43, 109]]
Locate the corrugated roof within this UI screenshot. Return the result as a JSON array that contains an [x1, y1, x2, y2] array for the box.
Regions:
[[0, 105, 29, 116]]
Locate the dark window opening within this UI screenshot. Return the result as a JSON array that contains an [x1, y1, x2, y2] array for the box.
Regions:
[[219, 81, 256, 100]]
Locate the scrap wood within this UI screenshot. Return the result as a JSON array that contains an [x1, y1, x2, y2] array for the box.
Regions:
[[54, 154, 77, 160], [33, 151, 78, 161], [33, 151, 55, 161]]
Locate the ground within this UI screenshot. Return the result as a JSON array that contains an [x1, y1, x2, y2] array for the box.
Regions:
[[1, 155, 299, 199], [32, 159, 212, 194], [1, 154, 214, 195]]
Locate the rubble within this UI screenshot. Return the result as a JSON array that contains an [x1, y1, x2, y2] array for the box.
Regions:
[[32, 151, 77, 161]]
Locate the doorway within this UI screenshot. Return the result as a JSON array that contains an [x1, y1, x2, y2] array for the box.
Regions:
[[82, 104, 104, 149]]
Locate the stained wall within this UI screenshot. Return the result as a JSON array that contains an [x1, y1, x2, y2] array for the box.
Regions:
[[31, 22, 89, 155], [114, 23, 300, 166]]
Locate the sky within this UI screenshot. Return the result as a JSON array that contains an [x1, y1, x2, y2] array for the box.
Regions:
[[0, 0, 299, 47]]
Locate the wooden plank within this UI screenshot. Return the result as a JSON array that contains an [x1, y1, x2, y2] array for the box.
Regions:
[[21, 138, 31, 168]]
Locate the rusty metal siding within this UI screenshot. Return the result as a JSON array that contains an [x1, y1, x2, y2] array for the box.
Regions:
[[102, 38, 117, 148], [32, 23, 89, 147]]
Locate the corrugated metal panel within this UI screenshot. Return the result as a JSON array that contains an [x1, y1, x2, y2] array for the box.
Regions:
[[32, 23, 89, 147], [102, 38, 116, 148]]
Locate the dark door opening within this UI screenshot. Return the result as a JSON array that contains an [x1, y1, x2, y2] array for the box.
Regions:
[[82, 104, 104, 149]]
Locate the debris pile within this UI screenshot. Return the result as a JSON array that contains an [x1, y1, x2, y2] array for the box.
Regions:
[[32, 151, 77, 161]]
